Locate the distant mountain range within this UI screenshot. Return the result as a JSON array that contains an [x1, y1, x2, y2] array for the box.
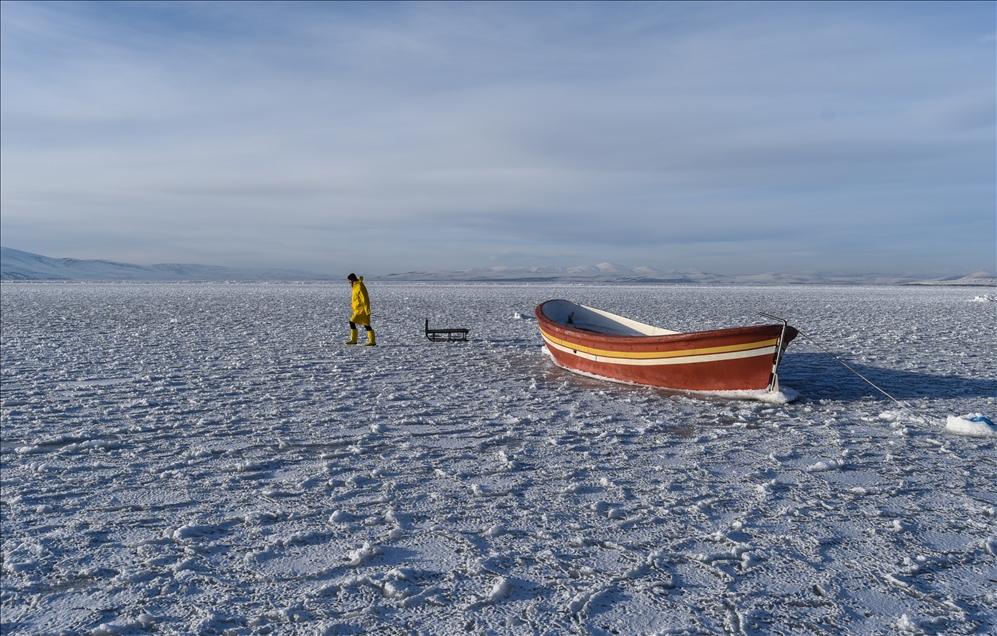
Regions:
[[0, 247, 336, 282], [379, 263, 996, 286], [2, 247, 994, 286]]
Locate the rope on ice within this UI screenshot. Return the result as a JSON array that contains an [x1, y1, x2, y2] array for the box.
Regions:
[[792, 327, 930, 423]]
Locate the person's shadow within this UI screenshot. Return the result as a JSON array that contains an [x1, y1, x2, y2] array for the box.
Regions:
[[779, 352, 996, 401]]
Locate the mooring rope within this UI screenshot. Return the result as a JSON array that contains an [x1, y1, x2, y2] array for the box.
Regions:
[[793, 327, 928, 423]]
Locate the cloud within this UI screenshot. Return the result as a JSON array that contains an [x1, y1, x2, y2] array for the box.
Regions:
[[1, 2, 993, 275]]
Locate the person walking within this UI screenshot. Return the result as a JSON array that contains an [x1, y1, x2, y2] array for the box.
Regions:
[[346, 273, 376, 346]]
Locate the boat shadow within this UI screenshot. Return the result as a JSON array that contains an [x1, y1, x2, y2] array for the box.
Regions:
[[779, 352, 996, 401]]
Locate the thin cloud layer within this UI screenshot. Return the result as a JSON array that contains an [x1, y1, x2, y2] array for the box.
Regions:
[[1, 2, 993, 275]]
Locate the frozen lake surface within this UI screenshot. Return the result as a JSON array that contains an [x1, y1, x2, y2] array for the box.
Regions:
[[2, 282, 995, 635]]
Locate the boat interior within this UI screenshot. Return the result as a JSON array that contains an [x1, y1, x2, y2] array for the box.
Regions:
[[541, 300, 681, 337]]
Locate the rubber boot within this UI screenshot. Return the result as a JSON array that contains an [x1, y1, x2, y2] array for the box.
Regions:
[[345, 328, 358, 345], [364, 330, 376, 347]]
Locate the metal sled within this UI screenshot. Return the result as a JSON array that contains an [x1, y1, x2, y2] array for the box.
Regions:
[[425, 318, 469, 342]]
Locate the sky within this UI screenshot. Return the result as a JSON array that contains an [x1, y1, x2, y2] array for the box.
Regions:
[[1, 2, 994, 277]]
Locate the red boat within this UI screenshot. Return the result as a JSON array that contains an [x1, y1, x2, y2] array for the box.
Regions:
[[535, 300, 798, 394]]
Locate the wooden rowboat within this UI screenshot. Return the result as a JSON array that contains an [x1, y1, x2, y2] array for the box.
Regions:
[[535, 300, 798, 394]]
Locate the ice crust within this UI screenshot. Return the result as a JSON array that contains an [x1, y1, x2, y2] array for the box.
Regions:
[[1, 282, 995, 635]]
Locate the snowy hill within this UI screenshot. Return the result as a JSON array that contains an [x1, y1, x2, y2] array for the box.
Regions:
[[379, 264, 996, 286], [3, 247, 993, 285], [904, 270, 997, 287], [0, 247, 334, 282], [378, 263, 716, 283]]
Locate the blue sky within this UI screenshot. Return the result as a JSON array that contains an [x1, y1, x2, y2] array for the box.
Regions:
[[1, 2, 994, 276]]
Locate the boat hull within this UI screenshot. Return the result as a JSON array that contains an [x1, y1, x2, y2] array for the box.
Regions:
[[535, 300, 797, 392]]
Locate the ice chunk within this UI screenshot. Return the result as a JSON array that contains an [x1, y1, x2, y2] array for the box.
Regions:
[[346, 542, 382, 568], [945, 414, 996, 437], [329, 510, 352, 524], [485, 577, 511, 601], [806, 459, 844, 472], [484, 524, 505, 538], [383, 578, 417, 600], [896, 614, 919, 631], [170, 524, 213, 541]]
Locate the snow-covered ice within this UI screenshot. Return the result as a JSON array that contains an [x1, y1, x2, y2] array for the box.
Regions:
[[2, 282, 995, 635]]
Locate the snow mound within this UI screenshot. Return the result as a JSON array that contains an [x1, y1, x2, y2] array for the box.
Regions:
[[945, 414, 997, 437]]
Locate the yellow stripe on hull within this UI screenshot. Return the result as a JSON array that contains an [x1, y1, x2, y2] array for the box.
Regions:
[[539, 329, 779, 363]]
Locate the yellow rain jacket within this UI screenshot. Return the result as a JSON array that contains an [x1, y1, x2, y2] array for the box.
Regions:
[[350, 277, 371, 326]]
